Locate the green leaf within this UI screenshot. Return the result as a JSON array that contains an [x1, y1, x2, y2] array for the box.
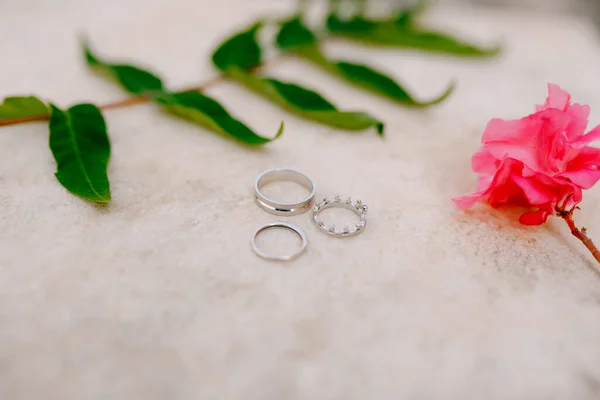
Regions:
[[335, 61, 455, 106], [324, 1, 427, 34], [325, 14, 500, 57], [275, 17, 452, 106], [83, 41, 164, 94], [155, 91, 283, 145], [49, 103, 111, 203], [275, 16, 316, 50], [227, 67, 384, 135], [393, 0, 429, 27], [0, 96, 48, 121], [83, 39, 281, 146], [371, 27, 501, 56], [212, 22, 263, 71], [326, 14, 377, 34]]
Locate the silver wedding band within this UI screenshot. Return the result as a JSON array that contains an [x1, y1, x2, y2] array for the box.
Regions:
[[251, 222, 308, 261], [254, 168, 316, 216]]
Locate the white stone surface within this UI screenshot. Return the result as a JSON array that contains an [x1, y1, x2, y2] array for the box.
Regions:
[[2, 0, 600, 399]]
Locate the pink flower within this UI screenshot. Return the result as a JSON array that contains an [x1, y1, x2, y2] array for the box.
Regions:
[[454, 84, 600, 225]]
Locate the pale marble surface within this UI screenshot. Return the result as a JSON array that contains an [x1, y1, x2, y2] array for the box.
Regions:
[[2, 0, 600, 399]]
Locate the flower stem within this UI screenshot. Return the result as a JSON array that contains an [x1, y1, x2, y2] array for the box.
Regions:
[[561, 211, 600, 263]]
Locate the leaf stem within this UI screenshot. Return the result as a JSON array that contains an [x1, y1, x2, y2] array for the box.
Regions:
[[100, 93, 152, 111], [0, 57, 282, 128], [0, 114, 48, 127], [560, 209, 600, 264]]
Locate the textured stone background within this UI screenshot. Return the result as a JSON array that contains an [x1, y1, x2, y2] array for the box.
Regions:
[[2, 0, 600, 399]]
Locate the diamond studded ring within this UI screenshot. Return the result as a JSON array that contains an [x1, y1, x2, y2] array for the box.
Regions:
[[312, 194, 368, 237], [254, 168, 316, 216]]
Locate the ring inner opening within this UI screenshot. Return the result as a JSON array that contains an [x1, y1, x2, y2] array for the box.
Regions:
[[255, 226, 304, 258], [318, 207, 361, 229], [258, 171, 312, 204]]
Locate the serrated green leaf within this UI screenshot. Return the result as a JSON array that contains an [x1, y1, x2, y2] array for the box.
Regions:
[[227, 67, 384, 135], [325, 14, 501, 57], [0, 96, 48, 121], [83, 41, 164, 94], [275, 18, 453, 107], [212, 23, 263, 71], [49, 103, 111, 203], [275, 16, 316, 50], [335, 61, 454, 106], [155, 91, 283, 145]]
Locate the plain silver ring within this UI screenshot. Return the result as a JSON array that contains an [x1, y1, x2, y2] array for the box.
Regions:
[[254, 168, 316, 216], [251, 222, 308, 261]]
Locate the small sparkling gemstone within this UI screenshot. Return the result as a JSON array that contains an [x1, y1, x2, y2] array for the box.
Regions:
[[334, 194, 341, 201], [362, 205, 368, 213], [318, 220, 325, 227], [329, 225, 336, 233], [343, 226, 350, 234], [356, 200, 363, 208], [346, 197, 352, 204]]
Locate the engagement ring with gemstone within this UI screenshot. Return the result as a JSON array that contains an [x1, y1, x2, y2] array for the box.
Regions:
[[312, 194, 368, 237]]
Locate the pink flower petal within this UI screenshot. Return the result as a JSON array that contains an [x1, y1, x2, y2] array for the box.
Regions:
[[565, 146, 600, 173], [477, 175, 494, 191], [558, 170, 600, 189], [481, 118, 527, 143], [452, 193, 483, 210], [483, 112, 566, 171], [485, 142, 539, 172], [519, 209, 550, 226], [484, 158, 530, 207], [571, 125, 600, 147], [536, 83, 570, 112], [565, 103, 590, 140], [511, 175, 556, 205], [534, 108, 571, 133], [471, 149, 499, 175]]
